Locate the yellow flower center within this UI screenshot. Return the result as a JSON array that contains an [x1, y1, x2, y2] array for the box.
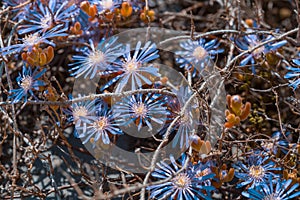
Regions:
[[262, 142, 274, 150], [102, 0, 114, 10], [96, 117, 108, 130], [23, 34, 40, 46], [124, 60, 140, 72], [20, 76, 33, 91], [250, 43, 265, 58], [173, 173, 190, 188], [73, 106, 88, 121], [192, 46, 207, 60], [89, 50, 106, 66], [132, 102, 147, 118], [249, 165, 265, 179], [41, 15, 52, 30]]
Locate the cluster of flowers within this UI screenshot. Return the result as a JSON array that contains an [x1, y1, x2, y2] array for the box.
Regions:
[[147, 154, 216, 200], [145, 128, 300, 200], [1, 0, 300, 199], [232, 21, 300, 90], [235, 150, 300, 200], [146, 151, 300, 200]]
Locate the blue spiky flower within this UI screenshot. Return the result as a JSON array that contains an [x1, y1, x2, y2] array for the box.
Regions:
[[64, 95, 98, 137], [284, 55, 300, 90], [77, 103, 123, 147], [262, 131, 292, 155], [159, 86, 199, 149], [9, 65, 46, 103], [100, 41, 160, 92], [242, 177, 300, 200], [112, 93, 168, 131], [234, 151, 281, 188], [147, 154, 215, 200], [69, 37, 123, 79], [0, 24, 68, 56], [18, 0, 78, 34], [175, 38, 224, 77], [234, 30, 287, 74]]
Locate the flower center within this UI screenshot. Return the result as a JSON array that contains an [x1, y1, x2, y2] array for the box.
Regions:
[[249, 165, 265, 179], [89, 50, 106, 66], [192, 46, 207, 60], [263, 193, 280, 200], [73, 106, 88, 121], [101, 0, 114, 10], [173, 173, 190, 189], [250, 43, 265, 58], [124, 60, 140, 73], [23, 34, 40, 46], [262, 141, 275, 150], [96, 117, 108, 130], [132, 102, 148, 118], [20, 76, 33, 91], [40, 15, 52, 30]]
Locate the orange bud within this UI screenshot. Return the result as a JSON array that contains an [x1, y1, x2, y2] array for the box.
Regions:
[[224, 122, 234, 128], [80, 1, 90, 14], [114, 8, 120, 15], [70, 22, 83, 35], [74, 21, 81, 31], [26, 57, 35, 66], [40, 53, 47, 66], [226, 95, 231, 109], [46, 46, 54, 63], [89, 5, 97, 17], [223, 168, 234, 182], [148, 10, 155, 17], [37, 47, 43, 54], [226, 113, 236, 123], [190, 135, 211, 154], [240, 102, 251, 121], [228, 168, 235, 179], [234, 116, 240, 124], [21, 52, 27, 61], [104, 11, 114, 20], [140, 12, 146, 21], [225, 109, 230, 117], [140, 8, 155, 23], [245, 19, 254, 27], [221, 164, 227, 170], [121, 2, 133, 17], [190, 135, 203, 152], [44, 86, 59, 110]]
